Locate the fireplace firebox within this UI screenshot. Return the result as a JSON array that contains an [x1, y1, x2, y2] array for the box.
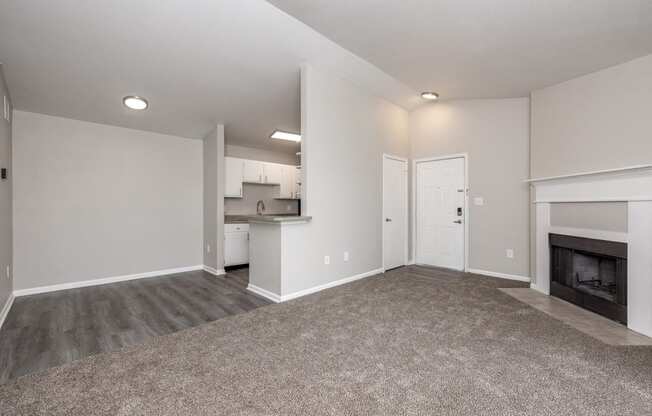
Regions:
[[549, 233, 627, 324]]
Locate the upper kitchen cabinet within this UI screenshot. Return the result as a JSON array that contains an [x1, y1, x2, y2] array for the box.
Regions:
[[242, 159, 282, 185], [243, 159, 264, 183], [279, 165, 297, 199], [226, 156, 298, 196], [225, 157, 244, 198], [263, 163, 282, 185]]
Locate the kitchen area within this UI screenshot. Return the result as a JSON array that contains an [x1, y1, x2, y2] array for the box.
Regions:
[[223, 154, 302, 273]]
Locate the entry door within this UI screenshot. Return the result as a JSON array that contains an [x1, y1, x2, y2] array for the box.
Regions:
[[383, 156, 407, 270], [416, 157, 465, 270]]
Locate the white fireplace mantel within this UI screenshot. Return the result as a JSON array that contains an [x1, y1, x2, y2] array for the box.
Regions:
[[530, 166, 652, 338]]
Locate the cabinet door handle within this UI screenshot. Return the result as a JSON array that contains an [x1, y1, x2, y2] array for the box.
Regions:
[[265, 175, 268, 183], [259, 174, 262, 182]]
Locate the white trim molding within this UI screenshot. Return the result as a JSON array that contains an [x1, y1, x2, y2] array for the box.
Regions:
[[0, 293, 15, 330], [247, 267, 384, 303], [247, 284, 282, 303], [13, 265, 204, 297], [468, 268, 531, 283], [203, 265, 226, 276], [530, 166, 652, 338], [526, 164, 652, 184], [281, 268, 384, 302]]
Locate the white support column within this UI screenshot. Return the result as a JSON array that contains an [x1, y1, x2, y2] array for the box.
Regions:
[[627, 201, 652, 337], [532, 202, 550, 295]]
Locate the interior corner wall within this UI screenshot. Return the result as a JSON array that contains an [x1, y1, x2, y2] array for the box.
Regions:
[[12, 111, 203, 291], [0, 67, 13, 308], [282, 64, 408, 295], [203, 125, 225, 272], [528, 54, 652, 280], [409, 98, 531, 278], [225, 144, 298, 166], [530, 53, 652, 179]]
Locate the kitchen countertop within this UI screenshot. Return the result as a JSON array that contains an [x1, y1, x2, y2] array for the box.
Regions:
[[247, 215, 311, 224], [225, 214, 302, 224]]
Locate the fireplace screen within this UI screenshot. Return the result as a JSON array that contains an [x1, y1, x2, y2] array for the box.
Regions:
[[550, 234, 627, 324]]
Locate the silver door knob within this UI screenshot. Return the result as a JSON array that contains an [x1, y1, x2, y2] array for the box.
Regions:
[[385, 218, 392, 222], [453, 220, 462, 224]]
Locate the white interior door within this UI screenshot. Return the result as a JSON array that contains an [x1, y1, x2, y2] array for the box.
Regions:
[[383, 156, 407, 270], [416, 157, 465, 270]]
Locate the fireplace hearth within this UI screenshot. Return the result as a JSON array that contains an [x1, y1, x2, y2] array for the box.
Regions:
[[550, 233, 627, 324]]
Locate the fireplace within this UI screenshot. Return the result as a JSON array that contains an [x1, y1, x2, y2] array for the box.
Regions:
[[549, 233, 627, 324]]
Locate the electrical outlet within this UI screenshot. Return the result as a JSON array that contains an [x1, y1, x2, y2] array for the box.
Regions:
[[206, 244, 211, 253], [343, 251, 349, 262], [506, 249, 514, 259], [324, 255, 330, 265], [474, 197, 484, 206]]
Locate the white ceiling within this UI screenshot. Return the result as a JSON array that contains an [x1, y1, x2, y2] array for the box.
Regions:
[[0, 0, 415, 152], [267, 0, 652, 99]]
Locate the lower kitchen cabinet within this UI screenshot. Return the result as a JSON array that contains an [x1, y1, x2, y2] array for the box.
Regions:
[[224, 224, 249, 267]]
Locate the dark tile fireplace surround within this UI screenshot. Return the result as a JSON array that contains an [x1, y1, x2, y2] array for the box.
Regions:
[[550, 233, 627, 324]]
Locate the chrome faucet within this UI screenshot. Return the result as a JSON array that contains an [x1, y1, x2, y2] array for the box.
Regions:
[[256, 200, 266, 215]]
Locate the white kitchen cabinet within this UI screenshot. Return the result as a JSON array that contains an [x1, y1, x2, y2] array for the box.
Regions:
[[279, 165, 296, 199], [225, 157, 299, 195], [295, 166, 301, 199], [263, 163, 282, 185], [224, 157, 244, 198], [224, 224, 249, 266], [243, 159, 264, 183]]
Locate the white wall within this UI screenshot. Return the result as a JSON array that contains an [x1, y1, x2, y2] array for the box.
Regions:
[[225, 183, 298, 215], [203, 126, 225, 271], [531, 53, 652, 179], [529, 54, 652, 277], [281, 64, 409, 295], [410, 99, 530, 278], [550, 202, 627, 232], [12, 111, 203, 290], [0, 67, 12, 308], [226, 144, 298, 166]]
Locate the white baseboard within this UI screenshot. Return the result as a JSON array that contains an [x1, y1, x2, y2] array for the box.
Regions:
[[282, 267, 384, 302], [407, 259, 415, 265], [248, 267, 384, 304], [203, 265, 226, 276], [0, 293, 15, 330], [468, 268, 531, 283], [246, 284, 282, 303], [13, 265, 204, 297]]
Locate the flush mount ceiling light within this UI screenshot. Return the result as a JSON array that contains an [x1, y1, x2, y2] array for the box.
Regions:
[[270, 130, 301, 142], [123, 95, 149, 110], [421, 92, 439, 101]]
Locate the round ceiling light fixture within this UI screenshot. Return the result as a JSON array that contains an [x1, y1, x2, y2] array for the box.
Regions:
[[123, 95, 149, 110], [421, 92, 439, 101]]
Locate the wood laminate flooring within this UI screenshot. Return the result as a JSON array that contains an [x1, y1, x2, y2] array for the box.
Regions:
[[0, 268, 266, 383]]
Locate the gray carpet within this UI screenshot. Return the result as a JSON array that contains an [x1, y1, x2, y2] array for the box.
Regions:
[[1, 266, 651, 415]]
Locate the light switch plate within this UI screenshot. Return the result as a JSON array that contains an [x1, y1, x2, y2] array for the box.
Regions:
[[506, 249, 514, 259]]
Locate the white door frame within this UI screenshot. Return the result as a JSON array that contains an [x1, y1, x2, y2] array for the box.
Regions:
[[412, 153, 469, 272], [382, 153, 409, 271]]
